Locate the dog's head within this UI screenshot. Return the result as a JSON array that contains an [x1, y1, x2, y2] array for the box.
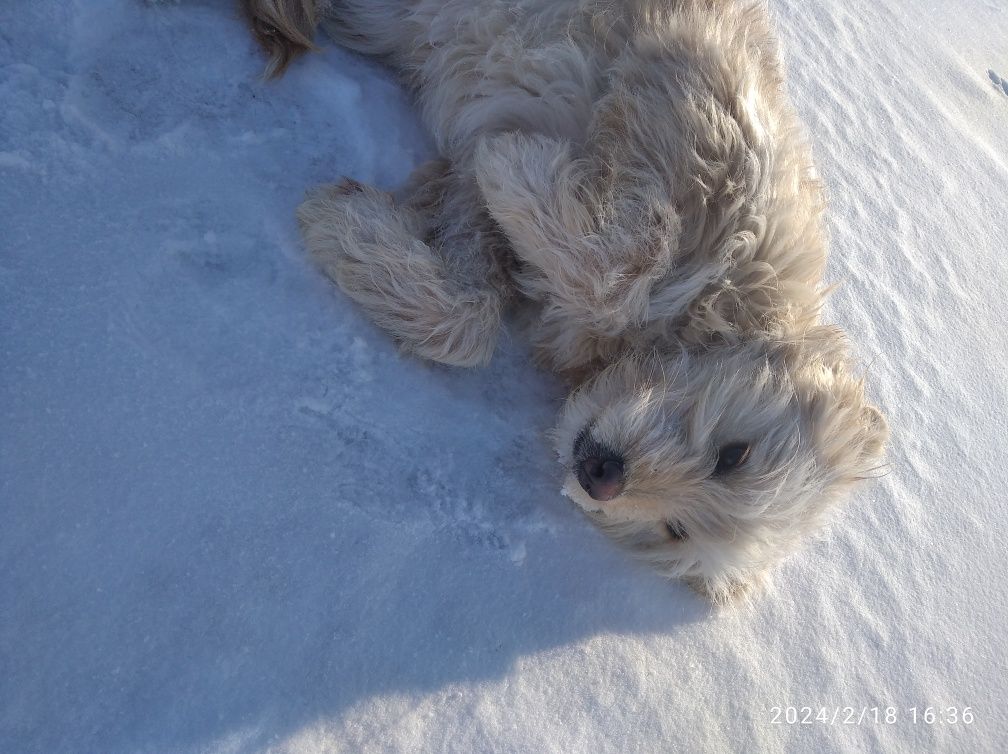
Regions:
[[553, 332, 888, 603], [240, 0, 324, 78]]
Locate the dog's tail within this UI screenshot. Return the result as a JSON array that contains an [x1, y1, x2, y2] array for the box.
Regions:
[[240, 0, 325, 78]]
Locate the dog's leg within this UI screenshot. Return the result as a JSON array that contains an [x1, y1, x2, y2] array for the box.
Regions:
[[299, 161, 510, 367], [474, 133, 678, 372]]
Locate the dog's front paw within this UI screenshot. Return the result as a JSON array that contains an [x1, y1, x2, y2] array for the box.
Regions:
[[297, 180, 501, 368], [473, 133, 591, 251], [297, 180, 408, 285], [299, 178, 383, 223]]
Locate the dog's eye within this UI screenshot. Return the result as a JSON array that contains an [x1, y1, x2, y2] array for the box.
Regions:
[[666, 521, 688, 541], [713, 442, 751, 475]]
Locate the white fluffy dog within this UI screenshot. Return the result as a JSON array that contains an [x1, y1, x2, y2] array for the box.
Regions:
[[241, 0, 889, 602]]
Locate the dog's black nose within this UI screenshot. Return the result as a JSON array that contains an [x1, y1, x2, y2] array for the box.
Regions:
[[578, 456, 625, 501]]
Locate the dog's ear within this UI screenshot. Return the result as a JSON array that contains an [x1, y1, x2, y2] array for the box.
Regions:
[[775, 327, 890, 484], [855, 403, 889, 481], [474, 133, 595, 254], [808, 328, 889, 473]]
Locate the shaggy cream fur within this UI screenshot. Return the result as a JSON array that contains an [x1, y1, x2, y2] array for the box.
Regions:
[[240, 0, 889, 603], [242, 0, 330, 78]]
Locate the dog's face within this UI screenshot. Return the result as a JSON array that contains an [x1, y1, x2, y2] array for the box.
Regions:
[[554, 336, 888, 601]]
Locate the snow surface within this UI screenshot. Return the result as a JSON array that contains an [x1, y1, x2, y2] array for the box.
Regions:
[[2, 0, 1006, 751]]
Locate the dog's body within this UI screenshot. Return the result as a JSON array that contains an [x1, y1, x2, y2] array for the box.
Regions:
[[243, 0, 889, 601]]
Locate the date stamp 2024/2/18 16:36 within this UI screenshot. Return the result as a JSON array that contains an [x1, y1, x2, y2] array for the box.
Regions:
[[769, 707, 976, 726]]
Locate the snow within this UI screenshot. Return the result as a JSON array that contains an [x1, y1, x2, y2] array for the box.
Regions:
[[1, 0, 1006, 751]]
